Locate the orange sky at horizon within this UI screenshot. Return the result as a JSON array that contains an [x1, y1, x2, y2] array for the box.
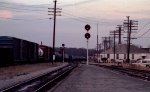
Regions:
[[0, 10, 13, 19]]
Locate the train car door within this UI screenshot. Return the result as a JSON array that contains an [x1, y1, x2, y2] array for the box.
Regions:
[[0, 48, 13, 65]]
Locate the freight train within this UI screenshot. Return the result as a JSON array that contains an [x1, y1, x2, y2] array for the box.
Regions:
[[0, 36, 74, 66]]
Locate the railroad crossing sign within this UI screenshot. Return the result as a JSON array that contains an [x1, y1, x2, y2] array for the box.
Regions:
[[85, 24, 91, 31], [85, 33, 91, 39]]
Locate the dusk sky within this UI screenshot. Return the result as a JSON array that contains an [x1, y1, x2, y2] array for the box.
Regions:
[[0, 0, 150, 48]]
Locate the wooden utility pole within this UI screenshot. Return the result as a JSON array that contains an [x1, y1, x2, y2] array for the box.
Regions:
[[116, 25, 124, 44], [113, 31, 116, 61], [48, 0, 61, 64], [52, 0, 57, 64], [127, 16, 130, 63], [97, 23, 99, 62], [124, 16, 138, 63], [109, 36, 111, 48], [110, 31, 117, 61]]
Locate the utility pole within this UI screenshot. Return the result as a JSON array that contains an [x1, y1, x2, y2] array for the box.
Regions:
[[102, 37, 107, 51], [52, 0, 56, 64], [109, 36, 111, 48], [124, 16, 138, 63], [102, 37, 103, 51], [99, 43, 102, 53], [127, 16, 130, 63], [110, 31, 117, 61], [106, 36, 113, 49], [48, 0, 61, 64], [113, 31, 116, 61], [116, 25, 124, 44], [102, 36, 112, 51], [110, 25, 121, 61], [97, 23, 99, 62], [102, 37, 106, 57]]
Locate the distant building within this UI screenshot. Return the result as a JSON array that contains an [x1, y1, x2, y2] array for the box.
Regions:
[[99, 44, 150, 62], [142, 48, 150, 53]]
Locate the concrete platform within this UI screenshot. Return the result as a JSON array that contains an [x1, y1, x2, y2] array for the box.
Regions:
[[0, 63, 68, 90], [51, 64, 150, 92]]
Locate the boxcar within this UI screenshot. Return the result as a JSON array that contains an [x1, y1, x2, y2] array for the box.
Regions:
[[0, 36, 38, 65]]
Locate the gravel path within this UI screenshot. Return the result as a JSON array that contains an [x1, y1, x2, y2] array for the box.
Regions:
[[0, 62, 63, 80], [52, 64, 150, 92]]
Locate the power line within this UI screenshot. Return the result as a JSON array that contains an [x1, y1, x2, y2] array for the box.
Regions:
[[0, 1, 52, 8], [63, 11, 110, 24], [63, 14, 90, 23], [0, 5, 47, 12], [0, 8, 96, 23], [63, 11, 95, 23], [63, 13, 92, 23], [136, 28, 150, 38], [133, 21, 150, 37], [60, 0, 98, 7], [0, 17, 49, 21], [63, 12, 104, 24], [138, 37, 150, 38], [0, 1, 109, 24]]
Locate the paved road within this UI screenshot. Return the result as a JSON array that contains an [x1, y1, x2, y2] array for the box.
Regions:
[[51, 64, 150, 92]]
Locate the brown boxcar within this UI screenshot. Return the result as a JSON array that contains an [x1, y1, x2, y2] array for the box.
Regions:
[[0, 36, 38, 65]]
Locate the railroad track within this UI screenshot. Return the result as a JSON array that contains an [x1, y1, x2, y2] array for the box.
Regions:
[[98, 64, 150, 81], [1, 63, 77, 92]]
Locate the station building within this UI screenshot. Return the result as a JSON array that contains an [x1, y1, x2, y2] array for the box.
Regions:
[[99, 44, 150, 62]]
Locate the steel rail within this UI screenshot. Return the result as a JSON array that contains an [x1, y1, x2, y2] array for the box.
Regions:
[[98, 64, 150, 81], [1, 64, 77, 92]]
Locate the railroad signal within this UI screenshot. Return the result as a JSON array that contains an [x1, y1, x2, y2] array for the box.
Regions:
[[84, 24, 91, 65], [85, 24, 91, 31], [62, 44, 65, 47], [85, 33, 91, 39]]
